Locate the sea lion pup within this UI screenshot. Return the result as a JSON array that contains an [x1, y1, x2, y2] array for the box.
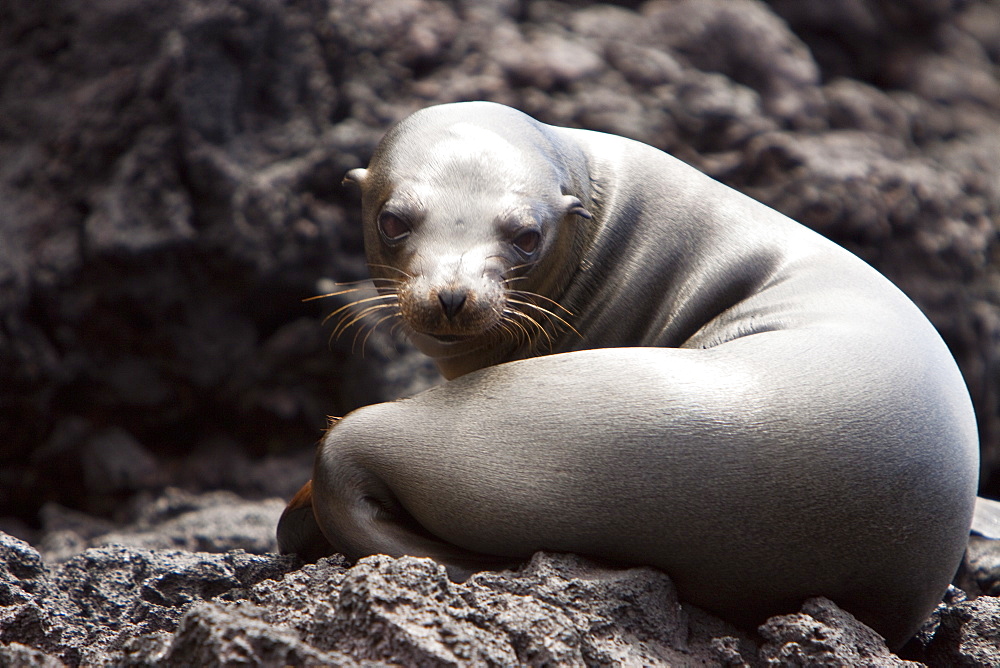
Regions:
[[278, 101, 980, 649]]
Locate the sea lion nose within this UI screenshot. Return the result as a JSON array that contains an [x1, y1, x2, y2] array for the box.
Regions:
[[438, 289, 468, 320]]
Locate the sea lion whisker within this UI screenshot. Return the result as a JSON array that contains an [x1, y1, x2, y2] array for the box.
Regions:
[[484, 254, 512, 266], [507, 262, 537, 275], [388, 320, 406, 338], [326, 302, 397, 347], [494, 315, 528, 345], [331, 301, 398, 337], [367, 263, 414, 279], [325, 328, 339, 350], [496, 321, 516, 342], [501, 276, 531, 289], [323, 416, 343, 437], [317, 279, 375, 288], [507, 298, 581, 338], [503, 312, 540, 349], [350, 323, 371, 356], [496, 302, 534, 344], [370, 278, 405, 289], [364, 277, 405, 294], [505, 307, 553, 349], [359, 313, 403, 355], [304, 285, 381, 302], [353, 312, 402, 356], [507, 289, 576, 317], [334, 310, 387, 343], [321, 294, 399, 327], [333, 303, 399, 339], [506, 317, 532, 346]]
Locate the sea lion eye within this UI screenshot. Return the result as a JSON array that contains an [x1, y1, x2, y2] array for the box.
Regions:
[[378, 212, 411, 243], [512, 229, 542, 256]]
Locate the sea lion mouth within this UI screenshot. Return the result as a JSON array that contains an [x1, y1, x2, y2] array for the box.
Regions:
[[429, 333, 474, 343]]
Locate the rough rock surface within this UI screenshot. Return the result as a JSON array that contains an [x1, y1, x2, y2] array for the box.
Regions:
[[3, 0, 1000, 665], [3, 499, 1000, 666], [925, 595, 1000, 667], [759, 597, 924, 667]]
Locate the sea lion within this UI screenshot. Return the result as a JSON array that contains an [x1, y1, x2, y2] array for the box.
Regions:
[[278, 101, 980, 649]]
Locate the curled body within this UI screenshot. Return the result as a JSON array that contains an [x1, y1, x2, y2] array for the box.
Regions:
[[279, 102, 980, 649]]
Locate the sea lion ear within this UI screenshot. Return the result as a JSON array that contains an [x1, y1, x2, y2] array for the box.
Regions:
[[562, 195, 592, 220], [343, 168, 369, 188]]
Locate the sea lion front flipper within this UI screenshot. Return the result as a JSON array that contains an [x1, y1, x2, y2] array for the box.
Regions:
[[277, 480, 336, 562], [972, 496, 1000, 539]]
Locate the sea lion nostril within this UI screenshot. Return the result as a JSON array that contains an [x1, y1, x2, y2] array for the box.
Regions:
[[438, 289, 468, 319]]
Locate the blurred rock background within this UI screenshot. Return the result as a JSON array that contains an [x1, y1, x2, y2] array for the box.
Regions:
[[1, 0, 998, 540]]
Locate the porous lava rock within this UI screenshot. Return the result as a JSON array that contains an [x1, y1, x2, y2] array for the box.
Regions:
[[4, 489, 1000, 665]]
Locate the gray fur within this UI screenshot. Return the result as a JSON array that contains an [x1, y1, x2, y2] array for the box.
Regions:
[[306, 102, 979, 649]]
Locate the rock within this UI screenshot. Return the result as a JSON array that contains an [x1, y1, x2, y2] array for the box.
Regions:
[[83, 546, 765, 667], [925, 596, 1000, 666], [150, 602, 362, 667], [0, 532, 79, 662], [955, 535, 1000, 598], [758, 597, 923, 666], [37, 488, 286, 563], [0, 529, 300, 666], [80, 427, 161, 496], [289, 552, 761, 666], [0, 643, 66, 668], [8, 504, 1000, 666], [644, 0, 825, 126]]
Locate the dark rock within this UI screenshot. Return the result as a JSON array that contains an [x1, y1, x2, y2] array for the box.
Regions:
[[644, 0, 826, 127], [0, 533, 75, 660], [925, 596, 1000, 666], [8, 507, 1000, 666], [0, 0, 431, 528], [900, 585, 966, 663], [152, 602, 363, 667], [80, 427, 161, 496], [1, 532, 52, 598], [0, 528, 300, 666], [37, 487, 286, 563], [954, 535, 1000, 601], [0, 642, 67, 668], [183, 551, 761, 667], [0, 536, 63, 658], [763, 0, 975, 86], [758, 597, 924, 666]]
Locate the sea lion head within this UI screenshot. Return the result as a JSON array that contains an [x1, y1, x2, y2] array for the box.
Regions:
[[344, 102, 592, 377]]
